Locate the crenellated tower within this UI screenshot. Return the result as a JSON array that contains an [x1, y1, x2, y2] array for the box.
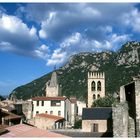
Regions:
[[87, 71, 105, 107]]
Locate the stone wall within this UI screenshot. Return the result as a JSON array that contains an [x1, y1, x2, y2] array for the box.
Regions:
[[113, 102, 128, 137], [135, 79, 140, 137], [34, 116, 55, 130], [82, 120, 107, 132], [22, 101, 33, 120]]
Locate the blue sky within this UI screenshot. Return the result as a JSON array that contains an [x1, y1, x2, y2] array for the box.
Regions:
[[0, 3, 140, 95]]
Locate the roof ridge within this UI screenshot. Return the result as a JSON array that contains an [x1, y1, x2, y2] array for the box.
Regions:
[[36, 113, 64, 121]]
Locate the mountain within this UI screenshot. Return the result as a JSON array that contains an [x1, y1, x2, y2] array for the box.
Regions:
[[0, 95, 5, 101], [9, 41, 140, 101]]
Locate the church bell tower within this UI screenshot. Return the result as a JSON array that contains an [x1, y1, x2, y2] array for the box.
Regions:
[[87, 71, 105, 108]]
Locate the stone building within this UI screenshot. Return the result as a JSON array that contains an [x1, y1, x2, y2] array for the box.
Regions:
[[0, 108, 21, 127], [22, 99, 33, 122], [30, 71, 77, 128], [69, 97, 77, 126], [82, 71, 113, 134], [32, 96, 73, 126], [45, 71, 61, 97], [113, 77, 140, 137], [87, 72, 105, 107], [82, 108, 112, 132], [34, 113, 65, 130]]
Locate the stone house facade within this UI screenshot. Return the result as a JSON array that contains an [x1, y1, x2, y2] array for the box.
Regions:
[[32, 96, 73, 126], [22, 99, 33, 121], [82, 108, 112, 132], [34, 113, 65, 130]]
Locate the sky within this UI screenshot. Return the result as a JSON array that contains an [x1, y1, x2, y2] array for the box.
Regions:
[[0, 3, 140, 95]]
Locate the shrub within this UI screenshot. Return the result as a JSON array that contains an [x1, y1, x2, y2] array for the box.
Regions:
[[73, 119, 82, 129], [92, 94, 118, 107]]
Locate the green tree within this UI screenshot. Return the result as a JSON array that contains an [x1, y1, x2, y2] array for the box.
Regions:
[[73, 119, 82, 129], [92, 94, 118, 107]]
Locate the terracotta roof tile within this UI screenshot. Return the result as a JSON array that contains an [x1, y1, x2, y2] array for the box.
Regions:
[[36, 113, 65, 121], [1, 124, 68, 137], [32, 96, 67, 101]]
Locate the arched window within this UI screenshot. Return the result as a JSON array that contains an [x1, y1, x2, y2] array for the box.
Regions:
[[93, 94, 96, 100], [97, 94, 100, 98], [91, 81, 96, 91], [97, 81, 101, 91]]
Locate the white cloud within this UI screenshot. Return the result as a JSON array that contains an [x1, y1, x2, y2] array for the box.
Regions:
[[37, 4, 103, 41], [39, 29, 47, 39], [47, 50, 66, 66], [0, 41, 14, 51], [60, 32, 81, 49], [46, 32, 131, 66], [34, 44, 50, 59], [0, 4, 136, 68], [0, 14, 38, 56], [23, 3, 134, 42], [122, 8, 140, 33], [39, 12, 56, 39], [30, 26, 37, 36]]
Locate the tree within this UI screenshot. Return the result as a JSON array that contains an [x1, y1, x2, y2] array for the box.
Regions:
[[73, 119, 82, 129], [92, 94, 118, 107]]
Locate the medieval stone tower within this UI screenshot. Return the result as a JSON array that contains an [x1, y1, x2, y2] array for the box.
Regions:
[[45, 71, 61, 97], [87, 71, 105, 107]]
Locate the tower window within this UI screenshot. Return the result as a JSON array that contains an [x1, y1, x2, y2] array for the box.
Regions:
[[97, 81, 101, 91], [97, 94, 100, 98], [91, 81, 96, 91], [93, 94, 96, 99]]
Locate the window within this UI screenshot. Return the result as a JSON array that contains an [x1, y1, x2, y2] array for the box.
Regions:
[[97, 81, 101, 91], [58, 111, 61, 116], [45, 111, 48, 114], [36, 111, 39, 114], [50, 111, 53, 115], [91, 81, 96, 91], [93, 94, 96, 99], [37, 101, 39, 106], [97, 94, 100, 98], [42, 101, 44, 106], [51, 100, 61, 106]]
